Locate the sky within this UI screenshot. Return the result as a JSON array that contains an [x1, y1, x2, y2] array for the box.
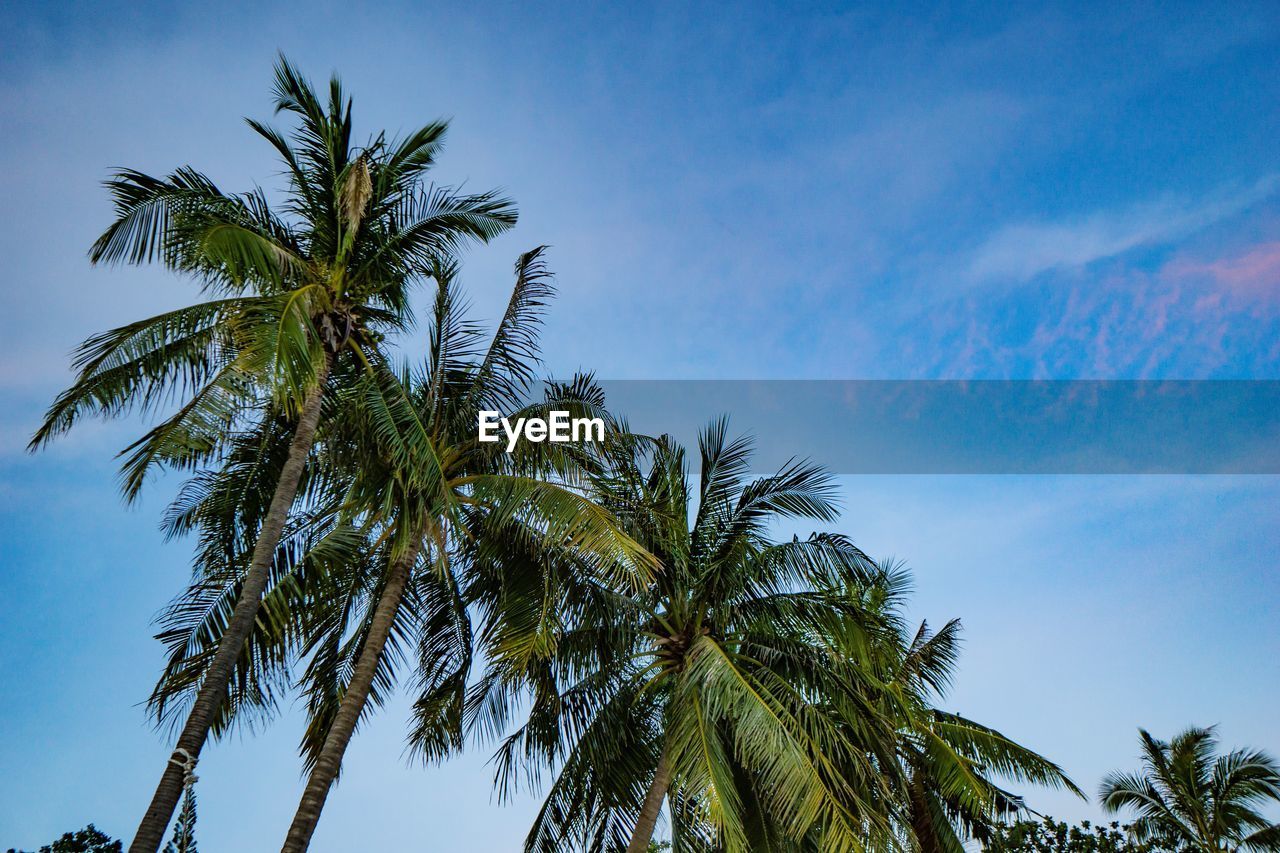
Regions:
[[1, 1, 1278, 850]]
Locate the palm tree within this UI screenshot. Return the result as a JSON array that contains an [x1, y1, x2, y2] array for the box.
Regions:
[[626, 561, 1080, 853], [276, 251, 657, 850], [853, 568, 1080, 853], [29, 56, 515, 853], [474, 421, 904, 852], [1100, 727, 1280, 852]]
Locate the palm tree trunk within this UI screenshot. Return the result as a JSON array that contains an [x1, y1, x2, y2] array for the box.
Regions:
[[280, 536, 422, 852], [626, 746, 672, 853], [908, 772, 944, 853], [130, 367, 330, 853]]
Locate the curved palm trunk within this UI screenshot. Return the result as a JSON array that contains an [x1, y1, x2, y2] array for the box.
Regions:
[[280, 537, 422, 852], [131, 366, 330, 853], [627, 746, 672, 853]]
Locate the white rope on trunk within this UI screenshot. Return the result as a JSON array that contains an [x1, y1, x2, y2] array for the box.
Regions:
[[168, 748, 199, 789]]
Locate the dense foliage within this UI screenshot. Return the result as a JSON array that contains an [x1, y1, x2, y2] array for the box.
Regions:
[[7, 826, 122, 853], [480, 423, 1078, 852], [984, 817, 1152, 853]]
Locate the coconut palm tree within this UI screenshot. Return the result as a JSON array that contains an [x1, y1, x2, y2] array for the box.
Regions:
[[847, 568, 1081, 853], [277, 252, 657, 851], [1100, 727, 1280, 853], [28, 56, 515, 852], [620, 561, 1080, 853], [470, 422, 905, 853]]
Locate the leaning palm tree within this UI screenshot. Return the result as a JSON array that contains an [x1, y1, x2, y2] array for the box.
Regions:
[[276, 252, 657, 851], [1100, 727, 1280, 852], [29, 56, 515, 852], [472, 421, 905, 852]]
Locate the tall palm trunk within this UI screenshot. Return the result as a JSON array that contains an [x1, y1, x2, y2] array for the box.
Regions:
[[131, 365, 330, 853], [280, 536, 423, 852], [626, 746, 672, 853]]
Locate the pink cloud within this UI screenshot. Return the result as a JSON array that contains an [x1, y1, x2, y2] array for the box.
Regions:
[[1012, 250, 1280, 378], [1164, 241, 1280, 299], [923, 238, 1280, 378]]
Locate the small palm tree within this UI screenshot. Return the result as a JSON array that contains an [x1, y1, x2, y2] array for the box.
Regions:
[[478, 421, 902, 853], [1100, 727, 1280, 853], [30, 56, 514, 853]]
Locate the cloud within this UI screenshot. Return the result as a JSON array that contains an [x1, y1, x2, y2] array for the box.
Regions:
[[1011, 240, 1280, 378], [965, 176, 1279, 283], [1164, 240, 1280, 298]]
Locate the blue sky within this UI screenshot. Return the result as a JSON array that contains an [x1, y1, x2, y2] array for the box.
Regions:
[[1, 1, 1278, 849]]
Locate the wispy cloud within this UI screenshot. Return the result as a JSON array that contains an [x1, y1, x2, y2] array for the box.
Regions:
[[1009, 241, 1280, 378], [1164, 240, 1280, 298], [965, 176, 1279, 283]]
